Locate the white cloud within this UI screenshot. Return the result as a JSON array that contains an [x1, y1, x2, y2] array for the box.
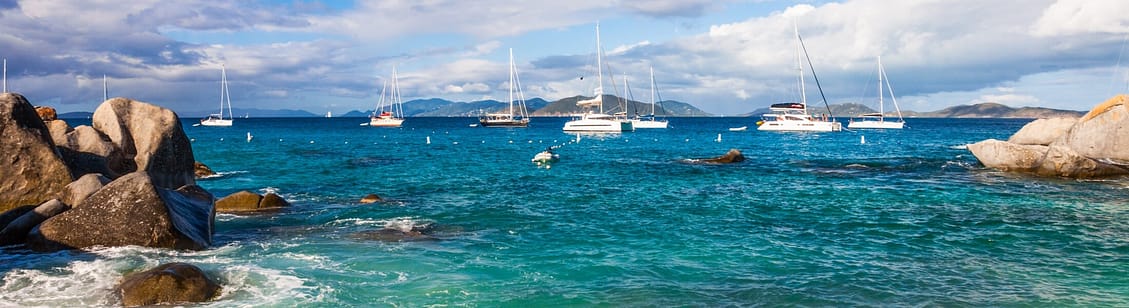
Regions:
[[1031, 0, 1129, 36]]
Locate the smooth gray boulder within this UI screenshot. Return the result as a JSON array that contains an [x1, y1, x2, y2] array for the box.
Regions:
[[92, 98, 195, 189]]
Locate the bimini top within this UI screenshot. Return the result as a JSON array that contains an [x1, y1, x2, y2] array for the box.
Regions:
[[770, 103, 805, 110]]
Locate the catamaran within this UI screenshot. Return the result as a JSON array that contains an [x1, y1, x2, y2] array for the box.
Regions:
[[563, 24, 633, 133], [848, 56, 905, 129], [479, 48, 530, 127], [369, 66, 405, 127], [200, 65, 234, 127], [756, 23, 841, 132], [631, 66, 669, 129]]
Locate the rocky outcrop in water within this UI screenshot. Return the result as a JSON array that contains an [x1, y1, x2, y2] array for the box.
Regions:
[[194, 161, 216, 178], [703, 149, 745, 164], [215, 190, 291, 213], [0, 93, 216, 251], [116, 262, 220, 307], [968, 95, 1129, 178], [359, 194, 383, 204], [27, 172, 214, 251]]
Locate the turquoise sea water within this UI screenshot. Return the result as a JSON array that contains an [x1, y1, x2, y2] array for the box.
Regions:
[[2, 117, 1127, 306]]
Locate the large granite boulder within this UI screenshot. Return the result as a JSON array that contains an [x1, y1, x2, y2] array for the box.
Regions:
[[0, 199, 69, 246], [93, 98, 195, 189], [969, 95, 1129, 178], [116, 262, 220, 307], [1007, 117, 1076, 146], [0, 93, 74, 212], [1057, 95, 1129, 164], [27, 172, 214, 251], [215, 190, 290, 213]]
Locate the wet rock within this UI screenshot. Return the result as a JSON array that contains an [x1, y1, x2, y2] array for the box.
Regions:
[[0, 93, 74, 212], [0, 199, 69, 246], [702, 149, 745, 164], [259, 193, 290, 208], [194, 161, 216, 178], [351, 227, 436, 242], [61, 173, 112, 207], [359, 194, 383, 204], [27, 172, 214, 251], [215, 190, 289, 213], [92, 97, 195, 189], [116, 262, 220, 307]]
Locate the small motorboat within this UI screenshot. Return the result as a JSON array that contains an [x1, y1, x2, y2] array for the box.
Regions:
[[531, 148, 560, 166], [728, 126, 747, 131]]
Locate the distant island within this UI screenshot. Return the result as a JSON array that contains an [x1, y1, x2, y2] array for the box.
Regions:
[[57, 96, 1083, 119]]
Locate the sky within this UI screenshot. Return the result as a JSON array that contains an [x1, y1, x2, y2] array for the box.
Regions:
[[2, 0, 1128, 116]]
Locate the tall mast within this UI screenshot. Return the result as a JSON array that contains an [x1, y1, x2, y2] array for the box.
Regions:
[[2, 58, 7, 93], [103, 74, 108, 101], [794, 21, 806, 106], [878, 56, 884, 116], [650, 66, 656, 115], [595, 23, 604, 114], [508, 48, 514, 116]]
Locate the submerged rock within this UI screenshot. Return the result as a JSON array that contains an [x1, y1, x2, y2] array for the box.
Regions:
[[117, 262, 220, 307], [0, 93, 74, 212], [702, 149, 745, 164], [359, 194, 383, 204]]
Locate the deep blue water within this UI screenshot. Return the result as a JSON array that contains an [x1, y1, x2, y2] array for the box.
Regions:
[[2, 117, 1127, 306]]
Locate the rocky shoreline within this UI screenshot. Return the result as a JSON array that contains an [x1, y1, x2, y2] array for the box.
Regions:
[[968, 95, 1129, 178], [0, 93, 229, 305]]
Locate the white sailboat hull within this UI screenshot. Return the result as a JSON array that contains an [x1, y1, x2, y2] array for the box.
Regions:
[[630, 119, 668, 129], [199, 118, 232, 127], [757, 119, 841, 132], [847, 120, 904, 129], [369, 117, 404, 127], [563, 114, 633, 132]]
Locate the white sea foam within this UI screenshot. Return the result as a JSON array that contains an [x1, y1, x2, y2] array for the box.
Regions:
[[384, 217, 428, 233], [949, 144, 969, 150], [198, 170, 248, 180]]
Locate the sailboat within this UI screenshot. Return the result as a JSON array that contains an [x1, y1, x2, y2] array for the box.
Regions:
[[756, 23, 842, 132], [631, 66, 669, 129], [200, 65, 234, 127], [102, 74, 108, 101], [479, 48, 530, 127], [369, 66, 405, 127], [848, 56, 905, 129], [563, 24, 634, 133], [2, 58, 7, 93]]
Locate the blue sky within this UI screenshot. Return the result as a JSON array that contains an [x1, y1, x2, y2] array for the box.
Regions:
[[2, 0, 1128, 115]]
